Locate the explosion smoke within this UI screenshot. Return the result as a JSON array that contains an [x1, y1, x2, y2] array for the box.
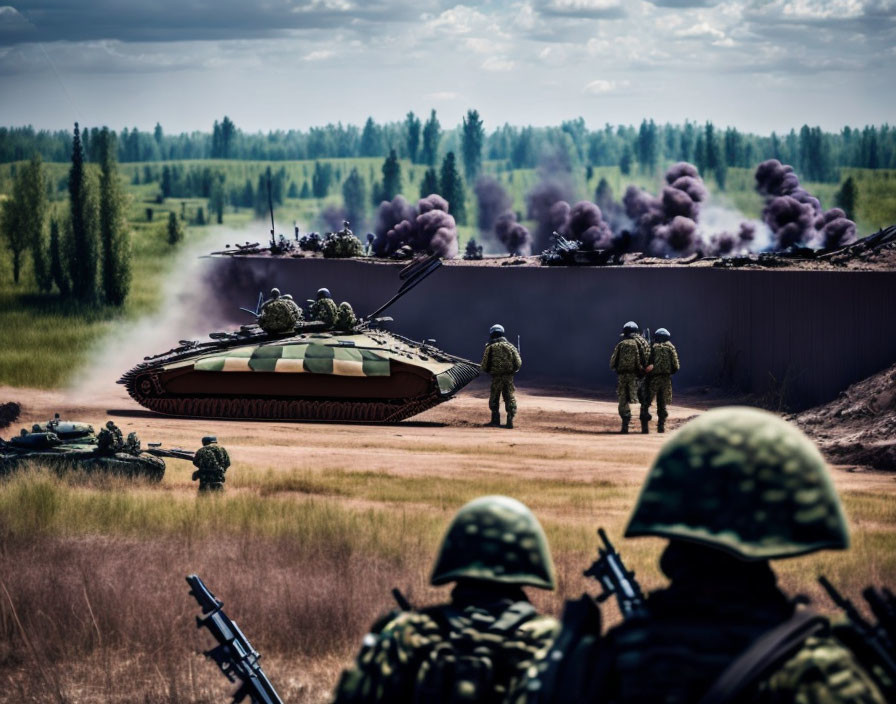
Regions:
[[494, 211, 532, 256], [754, 159, 856, 250], [525, 149, 576, 251], [474, 176, 512, 235], [372, 194, 459, 258]]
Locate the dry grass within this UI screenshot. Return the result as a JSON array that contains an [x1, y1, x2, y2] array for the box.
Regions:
[[0, 461, 894, 703]]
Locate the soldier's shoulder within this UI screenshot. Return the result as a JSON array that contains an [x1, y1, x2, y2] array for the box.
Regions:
[[759, 633, 886, 703], [518, 612, 561, 642]]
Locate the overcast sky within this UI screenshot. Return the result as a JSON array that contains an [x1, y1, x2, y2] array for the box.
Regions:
[[1, 0, 894, 136]]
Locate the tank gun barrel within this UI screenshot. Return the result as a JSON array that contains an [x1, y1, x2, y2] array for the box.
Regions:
[[366, 256, 442, 321]]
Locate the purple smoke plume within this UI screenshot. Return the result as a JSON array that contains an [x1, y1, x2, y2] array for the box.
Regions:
[[474, 176, 513, 234], [754, 159, 856, 250], [371, 194, 458, 258], [708, 222, 756, 256], [560, 201, 614, 249], [494, 211, 532, 256], [525, 149, 576, 251]]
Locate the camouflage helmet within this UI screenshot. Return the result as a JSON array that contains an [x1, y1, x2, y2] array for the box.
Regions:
[[201, 435, 217, 446], [625, 407, 849, 561], [655, 327, 670, 341], [622, 321, 639, 334], [489, 323, 505, 336], [431, 495, 556, 590], [317, 287, 331, 299]]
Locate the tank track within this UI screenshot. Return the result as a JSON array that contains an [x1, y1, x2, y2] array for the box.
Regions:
[[125, 391, 444, 423]]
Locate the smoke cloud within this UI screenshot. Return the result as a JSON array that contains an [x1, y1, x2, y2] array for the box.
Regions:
[[371, 194, 459, 258], [494, 211, 532, 256], [526, 149, 576, 252], [474, 176, 513, 235]]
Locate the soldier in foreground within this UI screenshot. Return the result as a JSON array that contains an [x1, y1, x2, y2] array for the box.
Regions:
[[609, 321, 649, 434], [644, 327, 680, 433], [481, 323, 522, 428], [528, 407, 886, 704], [332, 495, 559, 704], [258, 287, 303, 335], [191, 436, 230, 492]]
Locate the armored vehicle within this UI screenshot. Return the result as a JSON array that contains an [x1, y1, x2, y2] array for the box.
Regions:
[[0, 415, 192, 481], [119, 255, 480, 423]]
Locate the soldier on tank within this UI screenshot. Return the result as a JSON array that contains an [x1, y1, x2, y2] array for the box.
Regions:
[[124, 431, 141, 455], [332, 495, 560, 704], [526, 407, 886, 704], [258, 287, 303, 335], [644, 328, 679, 433], [191, 436, 230, 492], [96, 420, 125, 455], [309, 287, 339, 329], [481, 323, 522, 429], [610, 321, 649, 434]]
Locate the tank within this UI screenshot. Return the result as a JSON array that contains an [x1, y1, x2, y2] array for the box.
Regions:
[[118, 255, 480, 422], [0, 415, 174, 481]]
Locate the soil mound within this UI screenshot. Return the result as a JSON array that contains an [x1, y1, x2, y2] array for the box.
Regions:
[[0, 401, 21, 430], [793, 363, 896, 471]]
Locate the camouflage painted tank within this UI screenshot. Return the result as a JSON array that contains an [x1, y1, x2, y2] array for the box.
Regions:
[[119, 255, 480, 423], [0, 415, 170, 481]]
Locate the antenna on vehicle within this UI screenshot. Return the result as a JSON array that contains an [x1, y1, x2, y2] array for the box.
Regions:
[[366, 253, 442, 320]]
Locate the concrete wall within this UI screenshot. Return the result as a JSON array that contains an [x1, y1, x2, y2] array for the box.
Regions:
[[207, 257, 896, 409]]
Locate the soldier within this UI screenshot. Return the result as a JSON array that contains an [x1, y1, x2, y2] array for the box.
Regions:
[[644, 327, 679, 434], [529, 407, 886, 704], [191, 436, 230, 492], [481, 323, 522, 429], [124, 431, 141, 455], [258, 287, 303, 335], [334, 301, 358, 330], [631, 326, 652, 434], [332, 495, 560, 704], [309, 287, 339, 329], [96, 420, 124, 455], [609, 321, 649, 434]]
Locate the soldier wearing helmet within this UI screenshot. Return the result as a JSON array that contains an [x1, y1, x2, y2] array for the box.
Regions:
[[332, 495, 559, 704], [96, 420, 125, 455], [191, 435, 230, 492], [258, 287, 303, 335], [481, 324, 522, 428], [526, 408, 885, 704], [308, 287, 349, 330], [610, 321, 649, 434], [643, 327, 679, 433]]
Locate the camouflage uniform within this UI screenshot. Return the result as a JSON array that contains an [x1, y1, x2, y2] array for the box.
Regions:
[[631, 333, 651, 427], [258, 297, 302, 334], [96, 421, 124, 455], [646, 340, 680, 431], [332, 496, 559, 704], [310, 297, 339, 329], [124, 431, 141, 455], [335, 302, 358, 330], [609, 336, 647, 431], [527, 408, 885, 704], [481, 337, 522, 423], [191, 439, 230, 492]]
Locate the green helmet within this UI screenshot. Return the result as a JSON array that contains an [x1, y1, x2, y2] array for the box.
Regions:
[[625, 407, 849, 561], [430, 495, 556, 590]]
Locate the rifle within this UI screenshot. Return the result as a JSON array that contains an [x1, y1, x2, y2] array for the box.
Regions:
[[145, 443, 195, 462], [583, 528, 647, 620], [818, 576, 896, 696], [186, 575, 284, 704]]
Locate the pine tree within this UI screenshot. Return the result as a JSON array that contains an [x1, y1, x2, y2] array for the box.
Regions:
[[312, 162, 333, 198], [99, 128, 131, 306], [835, 176, 858, 221], [0, 169, 26, 284], [24, 155, 51, 291], [299, 181, 310, 199], [439, 151, 466, 225], [381, 149, 402, 201], [421, 109, 441, 166], [342, 167, 367, 231], [420, 168, 439, 198], [461, 109, 484, 182], [209, 176, 226, 224], [49, 218, 70, 295], [405, 111, 421, 163], [167, 211, 183, 245], [619, 144, 633, 176], [360, 117, 383, 157], [68, 122, 98, 301]]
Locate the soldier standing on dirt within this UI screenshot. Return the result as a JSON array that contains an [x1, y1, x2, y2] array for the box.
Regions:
[[610, 321, 649, 434], [644, 328, 680, 433], [481, 324, 522, 429], [191, 436, 230, 492], [524, 407, 886, 704], [332, 495, 559, 704]]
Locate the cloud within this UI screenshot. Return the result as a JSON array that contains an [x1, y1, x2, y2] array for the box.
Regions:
[[482, 55, 515, 71], [676, 21, 725, 38], [426, 90, 460, 101], [535, 0, 626, 19], [648, 0, 720, 6], [583, 78, 627, 93]]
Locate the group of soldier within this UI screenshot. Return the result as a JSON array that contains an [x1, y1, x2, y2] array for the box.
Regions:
[[332, 407, 889, 704], [480, 320, 679, 434], [257, 286, 357, 335]]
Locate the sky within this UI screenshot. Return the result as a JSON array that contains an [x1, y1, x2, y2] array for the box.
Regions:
[[0, 0, 894, 136]]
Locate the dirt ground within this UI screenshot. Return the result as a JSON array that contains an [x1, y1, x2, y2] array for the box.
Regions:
[[3, 379, 893, 495]]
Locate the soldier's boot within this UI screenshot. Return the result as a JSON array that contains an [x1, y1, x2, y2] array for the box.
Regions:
[[488, 410, 501, 427], [657, 419, 666, 433], [506, 413, 515, 429], [641, 419, 649, 434], [621, 417, 630, 434]]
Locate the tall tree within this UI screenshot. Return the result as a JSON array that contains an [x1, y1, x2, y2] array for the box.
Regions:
[[312, 161, 333, 198], [209, 176, 226, 224], [421, 109, 441, 166], [439, 151, 466, 225], [49, 218, 69, 294], [381, 149, 402, 201], [167, 211, 183, 245], [220, 116, 236, 158], [342, 167, 367, 231], [835, 176, 858, 221], [98, 128, 131, 305], [360, 117, 383, 157], [619, 144, 633, 176], [420, 167, 439, 199], [405, 111, 421, 163], [0, 167, 27, 284], [461, 109, 485, 182], [68, 122, 98, 301], [23, 155, 51, 291]]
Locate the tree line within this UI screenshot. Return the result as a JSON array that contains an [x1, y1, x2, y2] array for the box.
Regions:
[[2, 116, 894, 180], [1, 124, 131, 303]]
